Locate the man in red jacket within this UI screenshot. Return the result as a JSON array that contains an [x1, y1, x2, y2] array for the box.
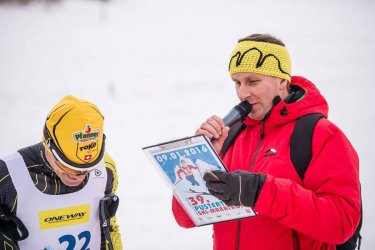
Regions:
[[172, 34, 361, 250]]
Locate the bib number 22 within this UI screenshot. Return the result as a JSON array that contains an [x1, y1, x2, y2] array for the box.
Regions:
[[59, 231, 91, 250]]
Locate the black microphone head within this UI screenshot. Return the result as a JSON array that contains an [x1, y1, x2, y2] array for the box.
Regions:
[[222, 101, 253, 127], [234, 101, 252, 120]]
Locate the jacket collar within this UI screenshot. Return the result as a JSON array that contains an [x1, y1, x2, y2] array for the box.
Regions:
[[244, 76, 328, 127]]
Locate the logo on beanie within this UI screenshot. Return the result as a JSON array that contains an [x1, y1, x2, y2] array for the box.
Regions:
[[72, 125, 101, 162], [73, 125, 100, 143]]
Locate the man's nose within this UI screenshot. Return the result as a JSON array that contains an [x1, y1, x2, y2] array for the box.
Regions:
[[238, 84, 251, 101]]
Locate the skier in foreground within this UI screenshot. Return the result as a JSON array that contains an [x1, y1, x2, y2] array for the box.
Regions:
[[0, 95, 122, 249]]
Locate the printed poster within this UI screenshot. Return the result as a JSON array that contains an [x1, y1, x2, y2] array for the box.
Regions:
[[143, 135, 256, 226]]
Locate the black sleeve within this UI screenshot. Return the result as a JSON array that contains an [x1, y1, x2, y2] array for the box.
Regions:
[[0, 160, 21, 249], [0, 160, 18, 214]]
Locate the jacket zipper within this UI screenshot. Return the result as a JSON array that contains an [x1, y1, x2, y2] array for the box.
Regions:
[[292, 230, 301, 250], [235, 220, 242, 250], [235, 122, 265, 250], [250, 121, 265, 172]]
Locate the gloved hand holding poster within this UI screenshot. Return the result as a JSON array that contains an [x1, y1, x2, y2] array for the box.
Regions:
[[142, 135, 256, 226]]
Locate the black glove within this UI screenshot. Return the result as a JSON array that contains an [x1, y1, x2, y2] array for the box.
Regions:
[[203, 170, 266, 207], [99, 194, 119, 250], [0, 206, 28, 249], [100, 193, 119, 222]]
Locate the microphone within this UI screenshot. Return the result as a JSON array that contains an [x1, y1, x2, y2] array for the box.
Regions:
[[223, 101, 252, 127]]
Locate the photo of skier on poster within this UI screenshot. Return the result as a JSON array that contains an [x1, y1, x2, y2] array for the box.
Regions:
[[171, 155, 213, 195], [176, 156, 200, 187]]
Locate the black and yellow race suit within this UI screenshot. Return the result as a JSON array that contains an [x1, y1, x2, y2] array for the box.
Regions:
[[0, 142, 123, 249]]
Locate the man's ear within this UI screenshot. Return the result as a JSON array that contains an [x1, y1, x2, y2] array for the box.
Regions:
[[279, 79, 288, 90]]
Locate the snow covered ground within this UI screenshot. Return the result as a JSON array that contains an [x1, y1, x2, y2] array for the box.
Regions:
[[1, 0, 374, 249]]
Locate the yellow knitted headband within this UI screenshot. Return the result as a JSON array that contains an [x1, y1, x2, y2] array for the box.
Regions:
[[228, 41, 291, 81]]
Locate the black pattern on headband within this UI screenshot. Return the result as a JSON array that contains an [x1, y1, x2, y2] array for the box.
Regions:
[[229, 47, 290, 77]]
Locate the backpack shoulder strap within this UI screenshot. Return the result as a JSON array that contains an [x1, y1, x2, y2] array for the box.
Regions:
[[221, 122, 246, 157], [290, 113, 325, 180]]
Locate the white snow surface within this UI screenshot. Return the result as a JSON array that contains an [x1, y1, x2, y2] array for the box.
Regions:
[[0, 0, 374, 249]]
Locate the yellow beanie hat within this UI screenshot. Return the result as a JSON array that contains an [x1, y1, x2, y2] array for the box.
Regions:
[[43, 95, 105, 171], [229, 40, 291, 81]]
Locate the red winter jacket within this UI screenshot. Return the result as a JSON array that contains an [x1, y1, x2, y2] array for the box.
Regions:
[[172, 76, 361, 250]]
